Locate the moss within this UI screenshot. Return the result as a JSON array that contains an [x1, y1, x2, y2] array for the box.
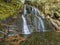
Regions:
[[0, 33, 4, 37], [21, 32, 60, 45]]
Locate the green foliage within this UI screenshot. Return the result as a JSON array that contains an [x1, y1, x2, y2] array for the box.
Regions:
[[26, 0, 60, 18], [0, 0, 22, 20]]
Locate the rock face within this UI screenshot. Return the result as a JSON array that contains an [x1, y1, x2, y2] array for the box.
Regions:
[[45, 15, 60, 30], [4, 0, 11, 2], [16, 13, 23, 33], [26, 14, 35, 32]]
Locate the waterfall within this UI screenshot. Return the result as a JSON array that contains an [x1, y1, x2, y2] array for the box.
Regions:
[[36, 16, 45, 32], [22, 4, 30, 34], [23, 5, 27, 16], [22, 5, 45, 34], [21, 3, 45, 35], [22, 15, 30, 34], [31, 7, 45, 32]]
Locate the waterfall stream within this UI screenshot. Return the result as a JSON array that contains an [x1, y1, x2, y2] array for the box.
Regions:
[[21, 0, 45, 35], [21, 4, 31, 34], [22, 15, 30, 34], [31, 7, 45, 32], [22, 5, 45, 35]]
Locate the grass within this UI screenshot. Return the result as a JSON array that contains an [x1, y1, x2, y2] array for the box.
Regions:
[[0, 32, 60, 45], [21, 32, 60, 45], [0, 42, 6, 45]]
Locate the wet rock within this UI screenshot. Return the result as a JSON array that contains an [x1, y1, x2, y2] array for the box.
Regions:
[[4, 0, 11, 3]]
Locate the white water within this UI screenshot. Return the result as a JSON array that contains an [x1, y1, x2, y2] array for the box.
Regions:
[[31, 7, 45, 32], [22, 4, 30, 34], [21, 0, 25, 4], [22, 15, 30, 34], [23, 5, 27, 15], [36, 16, 45, 32]]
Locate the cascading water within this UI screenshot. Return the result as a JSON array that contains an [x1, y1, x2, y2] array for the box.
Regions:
[[21, 0, 45, 35], [22, 5, 45, 34], [22, 15, 30, 34], [22, 4, 30, 34], [31, 7, 45, 32]]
